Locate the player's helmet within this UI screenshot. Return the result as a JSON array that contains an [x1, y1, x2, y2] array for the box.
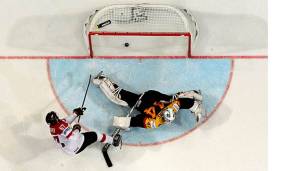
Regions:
[[162, 108, 176, 123], [45, 111, 59, 125]]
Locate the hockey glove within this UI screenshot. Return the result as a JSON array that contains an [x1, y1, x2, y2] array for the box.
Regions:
[[72, 124, 81, 132], [73, 107, 86, 116]]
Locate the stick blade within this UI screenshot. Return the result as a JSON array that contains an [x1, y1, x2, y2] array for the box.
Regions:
[[102, 144, 113, 167]]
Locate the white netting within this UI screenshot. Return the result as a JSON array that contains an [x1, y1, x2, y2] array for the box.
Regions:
[[84, 4, 199, 57]]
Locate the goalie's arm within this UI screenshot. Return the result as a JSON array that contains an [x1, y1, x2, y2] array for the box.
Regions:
[[112, 114, 166, 129]]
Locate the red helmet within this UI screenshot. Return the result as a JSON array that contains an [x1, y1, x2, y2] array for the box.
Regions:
[[45, 111, 59, 125]]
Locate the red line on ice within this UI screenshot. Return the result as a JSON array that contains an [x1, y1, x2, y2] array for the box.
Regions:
[[0, 55, 267, 59]]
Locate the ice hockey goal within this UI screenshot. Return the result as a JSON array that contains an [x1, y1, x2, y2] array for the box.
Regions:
[[84, 4, 199, 58]]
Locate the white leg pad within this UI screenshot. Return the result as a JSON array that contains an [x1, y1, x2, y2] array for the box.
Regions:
[[177, 90, 203, 101], [93, 75, 128, 106], [113, 116, 131, 130]]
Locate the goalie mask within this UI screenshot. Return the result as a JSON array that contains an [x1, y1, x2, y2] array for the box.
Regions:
[[162, 108, 176, 123], [46, 111, 59, 125]]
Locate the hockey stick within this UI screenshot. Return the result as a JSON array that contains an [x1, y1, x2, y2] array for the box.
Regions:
[[78, 74, 92, 123], [102, 92, 145, 167]]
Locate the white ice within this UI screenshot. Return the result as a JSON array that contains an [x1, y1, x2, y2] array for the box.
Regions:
[[0, 0, 267, 170]]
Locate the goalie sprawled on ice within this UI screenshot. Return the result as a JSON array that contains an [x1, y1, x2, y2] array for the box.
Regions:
[[93, 72, 206, 130]]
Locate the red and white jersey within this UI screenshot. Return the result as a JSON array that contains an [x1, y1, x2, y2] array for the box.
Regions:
[[49, 114, 84, 155]]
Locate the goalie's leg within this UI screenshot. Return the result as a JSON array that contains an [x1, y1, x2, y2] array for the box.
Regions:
[[93, 72, 128, 106], [175, 90, 203, 101]]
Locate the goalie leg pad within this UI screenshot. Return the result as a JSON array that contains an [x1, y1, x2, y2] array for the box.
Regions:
[[113, 116, 131, 130], [93, 73, 128, 107], [176, 90, 203, 101]]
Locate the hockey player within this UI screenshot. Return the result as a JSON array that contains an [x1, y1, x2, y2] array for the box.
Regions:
[[92, 72, 206, 130], [46, 107, 120, 155]]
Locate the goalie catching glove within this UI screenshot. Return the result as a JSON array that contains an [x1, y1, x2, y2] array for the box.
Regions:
[[73, 107, 86, 116]]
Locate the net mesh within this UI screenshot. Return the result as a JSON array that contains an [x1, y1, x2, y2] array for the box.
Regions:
[[84, 4, 198, 57], [92, 7, 188, 32]]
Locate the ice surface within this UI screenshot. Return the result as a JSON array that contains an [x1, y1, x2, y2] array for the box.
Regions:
[[0, 0, 267, 170]]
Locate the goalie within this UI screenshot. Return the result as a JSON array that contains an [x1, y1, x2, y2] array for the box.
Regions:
[[92, 72, 206, 130]]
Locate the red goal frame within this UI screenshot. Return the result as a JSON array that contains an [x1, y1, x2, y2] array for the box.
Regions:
[[88, 32, 192, 58]]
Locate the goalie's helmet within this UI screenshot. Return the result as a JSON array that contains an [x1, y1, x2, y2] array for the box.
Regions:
[[46, 111, 59, 125], [162, 108, 176, 123]]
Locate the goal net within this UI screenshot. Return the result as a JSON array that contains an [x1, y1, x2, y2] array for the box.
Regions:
[[84, 4, 199, 57]]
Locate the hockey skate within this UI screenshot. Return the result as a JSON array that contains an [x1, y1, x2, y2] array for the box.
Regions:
[[92, 72, 128, 106], [92, 71, 104, 85]]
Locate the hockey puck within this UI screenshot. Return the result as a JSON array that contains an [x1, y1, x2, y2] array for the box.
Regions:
[[124, 43, 129, 47]]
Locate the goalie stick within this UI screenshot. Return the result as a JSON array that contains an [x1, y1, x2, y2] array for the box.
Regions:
[[102, 92, 145, 167]]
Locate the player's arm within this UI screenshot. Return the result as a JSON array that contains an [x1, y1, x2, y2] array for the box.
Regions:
[[63, 107, 85, 124]]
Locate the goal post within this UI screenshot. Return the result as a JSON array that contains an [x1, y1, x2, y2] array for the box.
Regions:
[[84, 4, 199, 58]]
